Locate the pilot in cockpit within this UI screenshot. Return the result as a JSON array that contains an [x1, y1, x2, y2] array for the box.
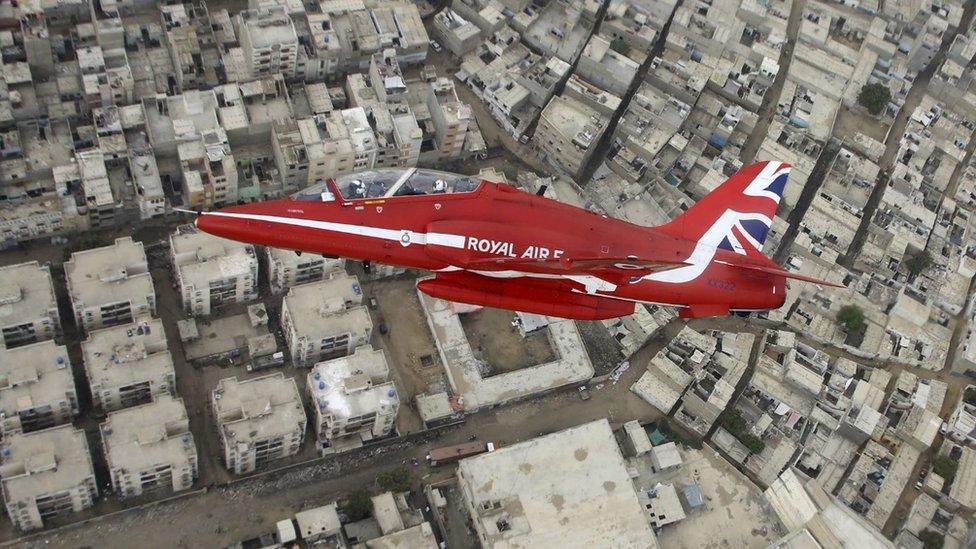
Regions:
[[350, 179, 366, 198], [433, 179, 447, 193]]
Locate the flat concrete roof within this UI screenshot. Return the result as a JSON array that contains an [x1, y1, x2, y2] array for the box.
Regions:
[[308, 346, 397, 425], [213, 373, 306, 444], [101, 395, 195, 476], [372, 491, 404, 535], [0, 261, 56, 330], [766, 469, 893, 548], [183, 314, 269, 361], [64, 237, 153, 311], [415, 392, 455, 423], [171, 230, 256, 291], [82, 318, 174, 391], [456, 419, 657, 548], [0, 340, 74, 416], [0, 425, 94, 504], [240, 6, 297, 50], [365, 522, 437, 548], [284, 275, 371, 339], [418, 289, 593, 410], [295, 503, 341, 539]]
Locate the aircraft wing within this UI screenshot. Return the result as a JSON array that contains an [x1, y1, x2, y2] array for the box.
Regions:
[[465, 255, 688, 274], [721, 260, 844, 288]]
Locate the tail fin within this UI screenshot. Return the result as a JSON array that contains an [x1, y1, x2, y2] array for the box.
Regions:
[[658, 161, 789, 256]]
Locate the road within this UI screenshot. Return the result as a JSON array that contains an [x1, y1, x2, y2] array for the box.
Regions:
[[577, 0, 682, 185], [841, 3, 976, 268], [739, 0, 808, 163], [16, 336, 671, 549]]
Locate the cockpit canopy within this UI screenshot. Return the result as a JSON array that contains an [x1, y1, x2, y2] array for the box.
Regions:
[[291, 168, 482, 202]]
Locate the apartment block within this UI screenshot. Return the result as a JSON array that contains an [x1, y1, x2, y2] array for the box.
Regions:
[[170, 228, 258, 316], [82, 318, 176, 412], [0, 262, 60, 349], [425, 78, 471, 162], [0, 341, 78, 435], [432, 9, 481, 57], [0, 425, 97, 531], [237, 5, 298, 79], [101, 395, 197, 497], [144, 91, 239, 209], [281, 274, 372, 367], [64, 237, 156, 332], [308, 345, 399, 449], [266, 247, 343, 294], [300, 1, 428, 80], [536, 94, 607, 178], [212, 373, 307, 474]]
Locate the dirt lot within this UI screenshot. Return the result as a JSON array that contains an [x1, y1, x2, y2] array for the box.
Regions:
[[458, 308, 556, 376], [362, 274, 444, 434], [654, 445, 783, 549], [576, 320, 625, 375], [833, 105, 891, 144]]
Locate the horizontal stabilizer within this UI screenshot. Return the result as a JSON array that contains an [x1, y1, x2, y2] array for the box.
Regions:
[[724, 261, 844, 288]]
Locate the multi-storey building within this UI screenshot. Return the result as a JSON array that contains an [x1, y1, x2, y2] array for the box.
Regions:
[[425, 78, 471, 162], [64, 237, 156, 332], [266, 247, 343, 294], [300, 1, 428, 80], [170, 228, 258, 316], [536, 94, 607, 178], [281, 274, 372, 367], [0, 425, 97, 531], [307, 346, 399, 449], [272, 110, 377, 188], [82, 318, 176, 412], [101, 395, 197, 497], [212, 373, 306, 474], [0, 262, 60, 349], [144, 91, 239, 209], [0, 341, 77, 435], [237, 4, 299, 79]]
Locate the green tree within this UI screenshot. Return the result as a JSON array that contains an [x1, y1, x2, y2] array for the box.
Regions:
[[905, 250, 932, 278], [964, 387, 976, 406], [857, 82, 891, 116], [343, 489, 373, 522], [718, 410, 765, 454], [376, 467, 412, 493], [609, 37, 629, 56], [918, 529, 945, 549], [837, 304, 866, 334], [932, 454, 958, 483]]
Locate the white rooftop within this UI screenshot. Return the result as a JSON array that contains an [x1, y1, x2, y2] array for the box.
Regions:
[[82, 318, 174, 390], [456, 420, 658, 548], [0, 425, 94, 503], [64, 237, 153, 311], [308, 346, 398, 426], [283, 275, 371, 337], [0, 340, 73, 417], [101, 395, 195, 476], [0, 262, 56, 330], [213, 373, 306, 443]]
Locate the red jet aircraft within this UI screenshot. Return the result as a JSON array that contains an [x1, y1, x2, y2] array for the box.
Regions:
[[194, 160, 838, 320]]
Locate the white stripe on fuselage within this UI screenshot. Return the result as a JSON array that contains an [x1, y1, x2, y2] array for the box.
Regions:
[[206, 211, 620, 293]]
